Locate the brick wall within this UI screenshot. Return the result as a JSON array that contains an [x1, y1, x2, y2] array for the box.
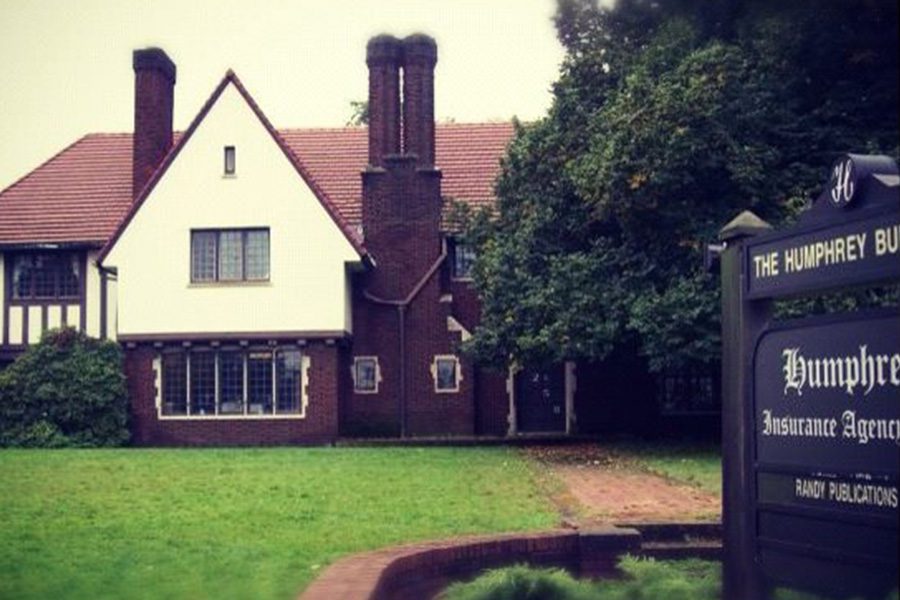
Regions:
[[125, 342, 340, 446], [300, 527, 643, 600]]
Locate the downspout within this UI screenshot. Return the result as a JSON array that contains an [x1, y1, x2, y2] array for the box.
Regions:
[[397, 305, 407, 437], [363, 239, 448, 438]]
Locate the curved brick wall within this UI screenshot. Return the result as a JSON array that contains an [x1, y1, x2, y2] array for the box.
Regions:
[[299, 527, 642, 600]]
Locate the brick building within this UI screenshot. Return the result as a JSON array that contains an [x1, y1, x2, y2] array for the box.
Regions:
[[0, 36, 614, 445], [0, 37, 722, 445]]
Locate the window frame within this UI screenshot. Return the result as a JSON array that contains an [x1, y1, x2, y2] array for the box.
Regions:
[[432, 354, 462, 393], [190, 228, 270, 284], [156, 346, 308, 420], [450, 238, 476, 281], [352, 356, 381, 394], [9, 251, 83, 302], [224, 145, 236, 176]]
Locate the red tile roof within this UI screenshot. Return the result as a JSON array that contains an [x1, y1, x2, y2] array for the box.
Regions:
[[0, 122, 514, 247]]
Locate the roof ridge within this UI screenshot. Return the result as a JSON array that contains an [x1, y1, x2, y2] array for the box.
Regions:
[[278, 121, 513, 133]]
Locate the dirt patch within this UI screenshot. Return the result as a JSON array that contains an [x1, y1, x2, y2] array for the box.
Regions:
[[524, 444, 720, 525]]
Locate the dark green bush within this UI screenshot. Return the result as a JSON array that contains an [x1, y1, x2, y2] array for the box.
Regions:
[[441, 557, 720, 600], [441, 565, 596, 600], [0, 327, 128, 447]]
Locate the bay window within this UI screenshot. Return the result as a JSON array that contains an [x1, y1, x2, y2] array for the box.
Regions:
[[159, 347, 305, 418]]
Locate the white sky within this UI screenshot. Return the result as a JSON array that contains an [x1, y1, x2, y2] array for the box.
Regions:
[[0, 0, 565, 190]]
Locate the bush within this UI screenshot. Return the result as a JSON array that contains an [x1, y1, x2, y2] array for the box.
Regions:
[[440, 557, 720, 600], [0, 328, 128, 447], [441, 565, 596, 600]]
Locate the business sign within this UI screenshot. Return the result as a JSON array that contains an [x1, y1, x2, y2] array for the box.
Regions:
[[747, 212, 900, 299], [753, 312, 899, 597], [721, 154, 900, 599]]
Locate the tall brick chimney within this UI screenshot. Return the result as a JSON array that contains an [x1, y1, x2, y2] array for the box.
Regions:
[[401, 34, 437, 167], [361, 32, 442, 297], [132, 48, 176, 199], [366, 35, 402, 167]]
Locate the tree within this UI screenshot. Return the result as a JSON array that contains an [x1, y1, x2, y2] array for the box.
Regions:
[[347, 100, 369, 126], [462, 0, 899, 372]]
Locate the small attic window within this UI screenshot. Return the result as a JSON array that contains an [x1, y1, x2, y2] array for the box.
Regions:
[[224, 146, 236, 175]]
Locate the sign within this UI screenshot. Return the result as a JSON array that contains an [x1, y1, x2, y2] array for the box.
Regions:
[[720, 153, 900, 599], [753, 313, 899, 595], [755, 312, 900, 475], [747, 212, 900, 299]]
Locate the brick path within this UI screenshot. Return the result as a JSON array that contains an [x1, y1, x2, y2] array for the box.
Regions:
[[524, 444, 721, 524]]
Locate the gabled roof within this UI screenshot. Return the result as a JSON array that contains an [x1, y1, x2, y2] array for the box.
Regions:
[[0, 70, 515, 252], [100, 71, 368, 261]]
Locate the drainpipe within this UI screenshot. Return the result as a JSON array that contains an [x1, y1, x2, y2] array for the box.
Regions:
[[363, 240, 447, 438], [397, 305, 407, 437]]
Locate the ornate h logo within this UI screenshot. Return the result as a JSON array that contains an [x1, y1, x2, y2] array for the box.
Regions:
[[830, 158, 855, 207]]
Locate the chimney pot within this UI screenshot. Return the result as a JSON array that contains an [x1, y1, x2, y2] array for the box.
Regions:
[[366, 34, 403, 67], [402, 34, 437, 67]]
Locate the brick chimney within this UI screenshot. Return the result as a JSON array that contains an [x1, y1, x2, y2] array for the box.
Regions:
[[366, 35, 402, 167], [132, 48, 176, 199], [361, 33, 442, 298], [401, 34, 437, 167]]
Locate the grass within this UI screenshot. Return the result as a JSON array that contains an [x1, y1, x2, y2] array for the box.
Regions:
[[441, 556, 721, 600], [0, 447, 557, 600], [622, 441, 721, 495]]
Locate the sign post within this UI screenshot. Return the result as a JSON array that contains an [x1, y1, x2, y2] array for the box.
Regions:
[[720, 154, 900, 600]]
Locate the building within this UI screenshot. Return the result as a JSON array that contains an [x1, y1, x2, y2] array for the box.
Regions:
[[0, 36, 604, 445], [0, 36, 723, 444]]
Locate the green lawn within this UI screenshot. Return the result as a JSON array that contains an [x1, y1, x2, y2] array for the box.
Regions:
[[0, 447, 557, 600], [623, 442, 722, 495]]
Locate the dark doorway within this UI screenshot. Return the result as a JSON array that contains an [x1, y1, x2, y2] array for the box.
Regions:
[[516, 366, 566, 433]]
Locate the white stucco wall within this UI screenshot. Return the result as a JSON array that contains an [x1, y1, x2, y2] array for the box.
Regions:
[[103, 81, 360, 337], [85, 250, 101, 338], [106, 276, 117, 341]]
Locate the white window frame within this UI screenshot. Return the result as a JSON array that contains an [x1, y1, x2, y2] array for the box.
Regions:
[[431, 354, 462, 393], [352, 356, 381, 394], [154, 346, 309, 420]]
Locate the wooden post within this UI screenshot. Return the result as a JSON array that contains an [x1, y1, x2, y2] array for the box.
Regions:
[[719, 211, 771, 600]]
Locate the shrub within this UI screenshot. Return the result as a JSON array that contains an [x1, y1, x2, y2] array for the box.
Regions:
[[440, 557, 721, 600], [441, 565, 596, 600], [0, 327, 128, 447]]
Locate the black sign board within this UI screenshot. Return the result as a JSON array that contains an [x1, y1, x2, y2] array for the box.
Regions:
[[719, 154, 900, 599], [746, 212, 900, 299], [753, 312, 899, 597], [746, 154, 900, 299]]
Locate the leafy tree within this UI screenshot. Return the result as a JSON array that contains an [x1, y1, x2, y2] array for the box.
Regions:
[[461, 0, 898, 372], [347, 100, 369, 126], [0, 328, 129, 447]]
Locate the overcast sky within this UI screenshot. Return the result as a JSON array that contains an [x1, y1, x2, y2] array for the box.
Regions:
[[0, 0, 565, 190]]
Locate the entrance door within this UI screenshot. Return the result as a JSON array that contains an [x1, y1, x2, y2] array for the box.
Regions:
[[516, 366, 566, 433]]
